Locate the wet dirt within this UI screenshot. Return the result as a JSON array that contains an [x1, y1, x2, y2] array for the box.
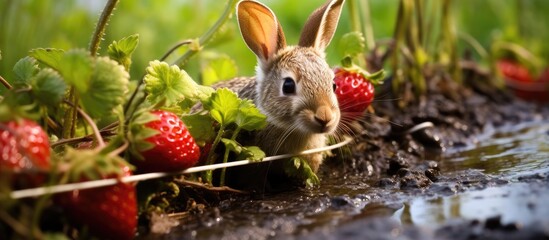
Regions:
[[141, 78, 549, 239]]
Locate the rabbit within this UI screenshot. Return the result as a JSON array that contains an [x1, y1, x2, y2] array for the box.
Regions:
[[214, 0, 345, 189]]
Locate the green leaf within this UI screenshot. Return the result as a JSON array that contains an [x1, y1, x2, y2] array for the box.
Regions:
[[29, 48, 65, 70], [144, 60, 201, 108], [284, 157, 320, 187], [202, 54, 238, 85], [235, 99, 267, 131], [79, 57, 129, 119], [107, 34, 139, 71], [30, 68, 67, 106], [203, 88, 240, 125], [13, 57, 39, 84], [58, 49, 93, 92], [131, 110, 159, 126], [338, 32, 365, 57], [221, 138, 242, 154], [180, 113, 216, 143], [237, 146, 265, 162]]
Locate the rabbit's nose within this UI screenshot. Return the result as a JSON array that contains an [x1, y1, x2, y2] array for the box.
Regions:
[[314, 106, 333, 127]]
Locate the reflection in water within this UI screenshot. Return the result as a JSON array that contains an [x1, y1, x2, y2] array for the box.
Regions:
[[168, 122, 549, 238], [406, 121, 549, 227], [443, 122, 549, 177], [407, 182, 549, 227]]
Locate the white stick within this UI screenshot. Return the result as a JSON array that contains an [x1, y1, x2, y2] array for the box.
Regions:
[[10, 136, 353, 199]]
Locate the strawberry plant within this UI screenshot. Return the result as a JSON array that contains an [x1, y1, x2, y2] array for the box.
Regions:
[[133, 110, 200, 173]]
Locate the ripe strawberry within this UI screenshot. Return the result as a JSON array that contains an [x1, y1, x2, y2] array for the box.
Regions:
[[56, 165, 137, 240], [333, 67, 375, 117], [136, 110, 200, 173], [497, 59, 533, 82], [0, 119, 50, 172]]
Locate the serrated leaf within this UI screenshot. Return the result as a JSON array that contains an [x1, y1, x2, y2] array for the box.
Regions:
[[29, 48, 65, 70], [203, 88, 240, 125], [58, 49, 93, 92], [338, 32, 365, 57], [237, 146, 265, 162], [107, 34, 139, 71], [13, 57, 39, 84], [31, 68, 67, 106], [236, 99, 267, 131], [79, 57, 129, 119], [180, 113, 215, 142], [144, 60, 201, 108], [202, 55, 238, 85], [221, 138, 242, 154]]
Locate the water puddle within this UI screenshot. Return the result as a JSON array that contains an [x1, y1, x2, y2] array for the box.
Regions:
[[163, 121, 549, 239]]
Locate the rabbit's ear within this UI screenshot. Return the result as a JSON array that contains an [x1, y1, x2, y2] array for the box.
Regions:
[[237, 0, 286, 63], [298, 0, 345, 51]]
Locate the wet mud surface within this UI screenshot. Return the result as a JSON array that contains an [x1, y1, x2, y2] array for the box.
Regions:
[[143, 79, 549, 239]]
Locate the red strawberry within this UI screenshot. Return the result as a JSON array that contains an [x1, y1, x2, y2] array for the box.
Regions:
[[497, 59, 533, 82], [136, 110, 200, 173], [0, 119, 50, 173], [333, 67, 375, 118], [56, 165, 137, 240]]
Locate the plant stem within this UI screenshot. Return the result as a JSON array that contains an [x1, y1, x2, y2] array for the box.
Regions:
[[159, 40, 194, 62], [359, 0, 375, 51], [63, 100, 106, 148], [203, 125, 226, 184], [441, 0, 460, 84], [219, 127, 241, 186], [89, 0, 119, 56], [123, 39, 194, 117], [0, 210, 30, 238], [0, 74, 12, 90], [174, 0, 238, 67]]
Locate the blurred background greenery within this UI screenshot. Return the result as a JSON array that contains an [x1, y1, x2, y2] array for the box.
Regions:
[[1, 0, 548, 87]]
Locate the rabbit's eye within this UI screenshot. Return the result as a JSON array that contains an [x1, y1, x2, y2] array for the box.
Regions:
[[282, 77, 296, 95], [333, 82, 337, 92]]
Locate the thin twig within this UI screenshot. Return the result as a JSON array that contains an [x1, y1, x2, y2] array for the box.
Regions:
[[174, 178, 248, 194], [0, 74, 12, 90], [159, 40, 194, 62], [0, 210, 30, 238], [62, 100, 105, 148], [174, 0, 239, 67]]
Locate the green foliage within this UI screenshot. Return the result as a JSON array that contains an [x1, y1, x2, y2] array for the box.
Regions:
[[29, 48, 65, 70], [144, 60, 213, 111], [180, 113, 216, 143], [201, 54, 238, 85], [30, 68, 67, 107], [80, 57, 129, 119], [338, 32, 366, 58], [284, 157, 320, 188], [203, 88, 240, 126], [13, 57, 39, 85], [107, 34, 139, 71], [58, 49, 93, 92]]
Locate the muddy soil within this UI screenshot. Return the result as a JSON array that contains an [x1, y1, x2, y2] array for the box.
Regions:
[[140, 76, 549, 239]]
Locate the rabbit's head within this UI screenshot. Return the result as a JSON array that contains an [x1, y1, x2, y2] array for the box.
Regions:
[[237, 0, 344, 135]]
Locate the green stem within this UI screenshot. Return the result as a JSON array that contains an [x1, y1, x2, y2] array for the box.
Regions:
[[89, 0, 119, 56], [203, 125, 226, 184], [174, 0, 238, 67], [219, 127, 241, 186], [359, 0, 375, 51], [348, 0, 361, 33], [391, 0, 412, 103], [441, 0, 460, 84]]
